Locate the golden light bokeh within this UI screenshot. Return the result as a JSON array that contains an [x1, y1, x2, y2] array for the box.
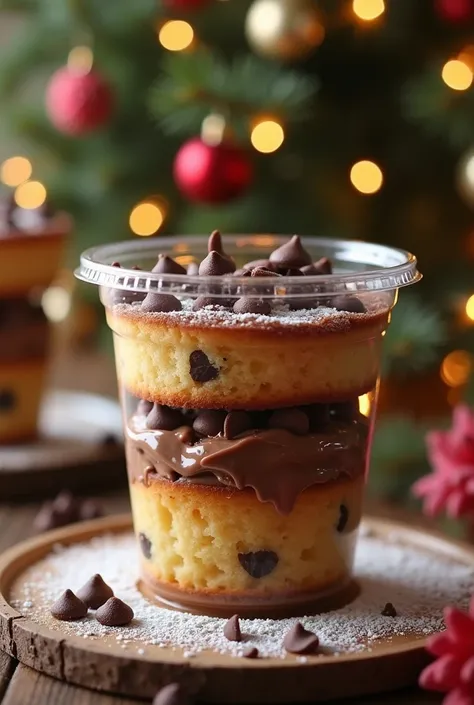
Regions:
[[67, 46, 94, 74], [14, 180, 47, 209], [440, 350, 472, 387], [466, 293, 474, 320], [129, 201, 165, 237], [441, 59, 473, 91], [358, 393, 371, 416], [158, 20, 194, 51], [352, 0, 385, 21], [350, 160, 383, 194], [42, 285, 72, 323], [1, 157, 32, 187], [251, 119, 285, 153]]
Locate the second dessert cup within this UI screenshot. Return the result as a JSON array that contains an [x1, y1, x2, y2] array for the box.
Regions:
[[76, 233, 420, 617]]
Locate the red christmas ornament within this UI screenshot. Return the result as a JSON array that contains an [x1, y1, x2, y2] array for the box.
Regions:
[[46, 67, 114, 136], [419, 596, 474, 704], [435, 0, 474, 22], [163, 0, 211, 10], [412, 406, 474, 520], [173, 137, 253, 204]]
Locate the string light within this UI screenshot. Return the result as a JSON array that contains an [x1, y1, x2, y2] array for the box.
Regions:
[[465, 294, 474, 320], [441, 59, 473, 91], [358, 393, 371, 416], [440, 350, 472, 387], [67, 46, 94, 74], [158, 20, 194, 51], [129, 201, 165, 236], [42, 286, 72, 323], [251, 119, 285, 153], [1, 157, 32, 187], [352, 0, 385, 21], [14, 181, 47, 209], [350, 160, 383, 194]]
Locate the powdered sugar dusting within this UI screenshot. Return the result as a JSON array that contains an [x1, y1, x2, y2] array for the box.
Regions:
[[10, 529, 474, 660]]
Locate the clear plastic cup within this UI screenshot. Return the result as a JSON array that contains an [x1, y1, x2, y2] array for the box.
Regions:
[[76, 234, 420, 617]]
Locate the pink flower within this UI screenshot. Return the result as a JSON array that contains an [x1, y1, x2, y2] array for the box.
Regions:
[[412, 405, 474, 519], [419, 597, 474, 705]]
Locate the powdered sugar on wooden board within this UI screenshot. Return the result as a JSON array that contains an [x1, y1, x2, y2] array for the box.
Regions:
[[10, 529, 474, 659]]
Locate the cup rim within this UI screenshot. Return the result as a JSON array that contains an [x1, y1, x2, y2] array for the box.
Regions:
[[75, 235, 421, 294]]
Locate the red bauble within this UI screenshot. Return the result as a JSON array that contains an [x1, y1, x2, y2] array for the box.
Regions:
[[173, 138, 253, 204], [46, 67, 114, 135], [163, 0, 211, 10], [435, 0, 473, 21]]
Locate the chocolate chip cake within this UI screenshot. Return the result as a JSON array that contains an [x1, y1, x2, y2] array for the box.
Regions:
[[0, 196, 69, 443], [104, 232, 392, 617]]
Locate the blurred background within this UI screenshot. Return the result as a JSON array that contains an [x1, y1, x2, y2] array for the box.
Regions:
[[1, 0, 474, 529]]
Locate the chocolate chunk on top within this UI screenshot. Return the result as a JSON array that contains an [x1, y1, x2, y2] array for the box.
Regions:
[[189, 350, 219, 383], [146, 403, 184, 431], [233, 297, 271, 315], [141, 292, 182, 313], [250, 266, 281, 278], [268, 408, 309, 436], [243, 647, 259, 658], [193, 410, 226, 437], [224, 411, 252, 439], [332, 295, 366, 313], [192, 295, 231, 311], [199, 250, 235, 276], [95, 596, 134, 626], [382, 602, 397, 617], [51, 589, 88, 621], [152, 254, 187, 275], [269, 235, 312, 268], [223, 614, 242, 642], [153, 683, 191, 705], [76, 574, 114, 609], [238, 550, 279, 578], [301, 257, 332, 275], [139, 532, 153, 559], [283, 622, 319, 654]]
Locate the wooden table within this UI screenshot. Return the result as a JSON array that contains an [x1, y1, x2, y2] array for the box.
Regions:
[[0, 495, 443, 705]]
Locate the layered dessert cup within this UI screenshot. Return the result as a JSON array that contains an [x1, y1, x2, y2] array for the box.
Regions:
[[77, 233, 420, 617], [0, 197, 70, 443]]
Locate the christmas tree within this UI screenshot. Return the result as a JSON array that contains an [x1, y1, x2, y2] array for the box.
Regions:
[[1, 0, 474, 511]]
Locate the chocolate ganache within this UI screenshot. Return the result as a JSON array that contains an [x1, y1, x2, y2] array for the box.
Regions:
[[126, 413, 368, 515]]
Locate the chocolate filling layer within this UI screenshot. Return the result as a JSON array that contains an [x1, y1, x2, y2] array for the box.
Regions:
[[126, 415, 368, 514]]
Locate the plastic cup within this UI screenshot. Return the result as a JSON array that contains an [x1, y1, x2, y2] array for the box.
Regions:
[[76, 235, 420, 617]]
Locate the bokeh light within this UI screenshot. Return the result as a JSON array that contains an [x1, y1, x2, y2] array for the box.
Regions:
[[350, 160, 383, 194], [42, 286, 72, 323], [352, 0, 385, 21], [68, 46, 94, 74], [14, 180, 47, 209], [466, 294, 474, 320], [129, 201, 165, 236], [251, 119, 285, 153], [158, 21, 194, 51], [1, 157, 32, 187], [441, 59, 473, 90], [440, 350, 472, 387], [358, 393, 371, 416]]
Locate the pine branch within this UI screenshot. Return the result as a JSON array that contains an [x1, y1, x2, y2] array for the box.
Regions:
[[149, 48, 317, 137], [382, 295, 446, 377]]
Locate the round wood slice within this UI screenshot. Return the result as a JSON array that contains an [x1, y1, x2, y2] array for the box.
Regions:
[[0, 391, 126, 499], [1, 515, 472, 702]]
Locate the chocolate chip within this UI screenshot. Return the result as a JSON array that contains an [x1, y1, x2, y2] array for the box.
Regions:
[[269, 235, 312, 268], [141, 292, 182, 313], [111, 261, 121, 267], [95, 597, 134, 626], [337, 504, 349, 533], [0, 390, 15, 411], [192, 296, 231, 311], [152, 254, 187, 275], [243, 647, 259, 659], [232, 268, 253, 277], [139, 532, 152, 559], [223, 411, 252, 439], [243, 258, 276, 270], [283, 622, 319, 655], [76, 574, 114, 609], [137, 399, 154, 416], [233, 297, 271, 315], [332, 295, 366, 313], [189, 350, 219, 383], [51, 590, 88, 621], [238, 550, 279, 578], [381, 602, 397, 617], [208, 229, 224, 254], [153, 683, 190, 705], [79, 499, 103, 522], [187, 262, 199, 276], [268, 408, 309, 436], [301, 257, 332, 275], [250, 267, 280, 278], [223, 614, 242, 642], [275, 266, 304, 276], [146, 404, 184, 431], [111, 289, 146, 305], [199, 251, 235, 276], [193, 410, 226, 437]]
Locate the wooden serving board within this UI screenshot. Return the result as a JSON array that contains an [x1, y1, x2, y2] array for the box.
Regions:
[[0, 391, 126, 499], [0, 515, 472, 704]]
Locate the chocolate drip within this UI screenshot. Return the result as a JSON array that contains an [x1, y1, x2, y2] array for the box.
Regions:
[[126, 416, 367, 514]]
